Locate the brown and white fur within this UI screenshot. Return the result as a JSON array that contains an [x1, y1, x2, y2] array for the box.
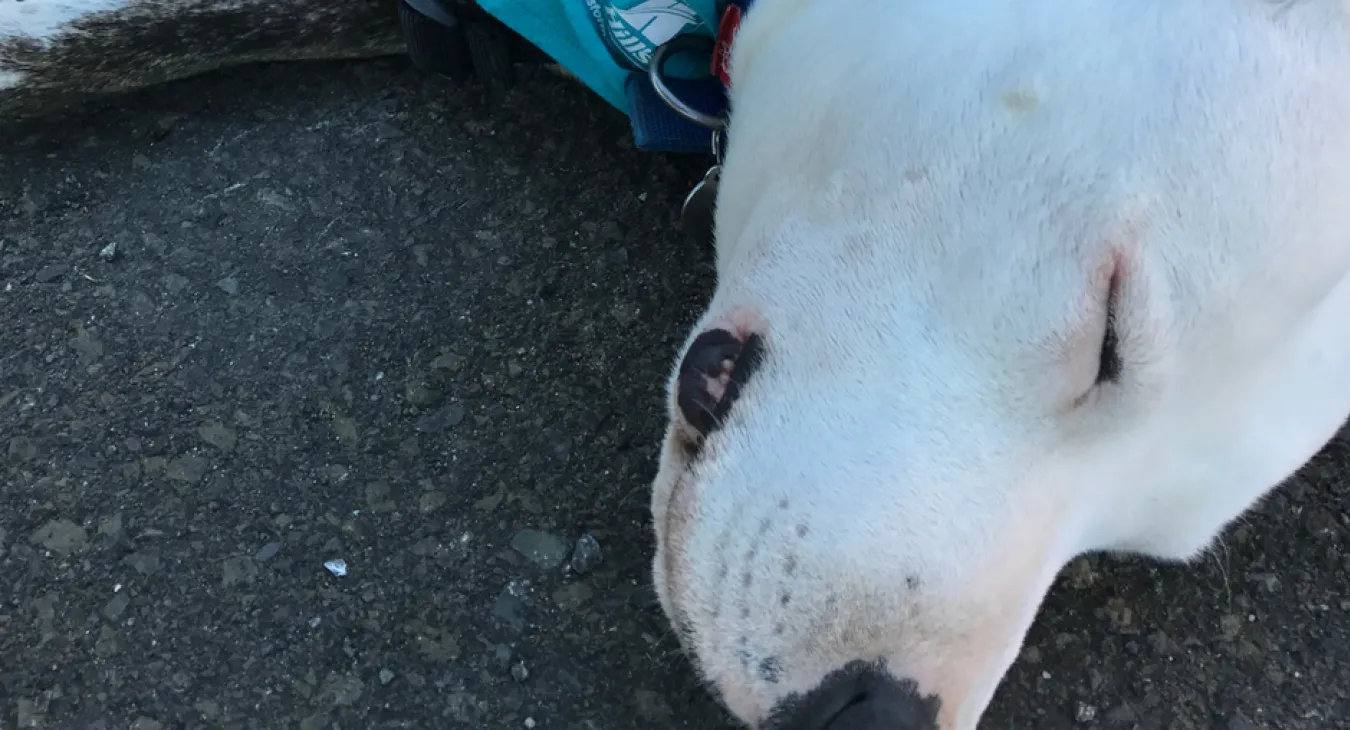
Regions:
[[652, 0, 1350, 728], [0, 0, 404, 121]]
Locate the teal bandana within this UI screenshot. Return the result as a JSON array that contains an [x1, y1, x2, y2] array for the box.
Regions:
[[476, 0, 721, 113]]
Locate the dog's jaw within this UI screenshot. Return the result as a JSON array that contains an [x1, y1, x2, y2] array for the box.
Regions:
[[653, 0, 1350, 727]]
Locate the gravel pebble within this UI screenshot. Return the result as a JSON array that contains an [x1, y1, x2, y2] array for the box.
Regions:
[[33, 263, 69, 283], [414, 404, 465, 432], [29, 519, 87, 554], [198, 422, 238, 453], [405, 379, 442, 408], [221, 556, 258, 587], [418, 491, 447, 513], [254, 541, 281, 562], [165, 455, 210, 483], [102, 591, 131, 621], [430, 352, 464, 371], [568, 533, 603, 574], [552, 582, 593, 611], [121, 549, 161, 576], [511, 529, 568, 570], [492, 584, 529, 633]]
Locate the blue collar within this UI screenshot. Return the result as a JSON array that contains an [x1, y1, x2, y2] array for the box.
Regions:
[[626, 0, 754, 154]]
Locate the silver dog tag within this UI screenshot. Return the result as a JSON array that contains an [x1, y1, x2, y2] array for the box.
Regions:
[[681, 165, 721, 248]]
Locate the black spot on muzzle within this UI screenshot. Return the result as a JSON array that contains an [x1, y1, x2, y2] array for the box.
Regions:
[[763, 661, 941, 730], [676, 329, 765, 437]]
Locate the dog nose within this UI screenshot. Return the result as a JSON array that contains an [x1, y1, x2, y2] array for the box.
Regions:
[[817, 686, 937, 730], [765, 661, 940, 730]]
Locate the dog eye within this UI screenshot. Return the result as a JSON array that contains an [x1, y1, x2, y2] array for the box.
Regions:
[[1096, 286, 1121, 385], [677, 330, 765, 438]]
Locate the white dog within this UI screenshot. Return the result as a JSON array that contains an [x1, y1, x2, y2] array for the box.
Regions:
[[650, 0, 1350, 728]]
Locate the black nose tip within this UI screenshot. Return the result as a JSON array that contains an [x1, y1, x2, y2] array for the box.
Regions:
[[763, 661, 941, 730]]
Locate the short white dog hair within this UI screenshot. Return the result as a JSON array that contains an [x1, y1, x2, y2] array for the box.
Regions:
[[650, 0, 1350, 728]]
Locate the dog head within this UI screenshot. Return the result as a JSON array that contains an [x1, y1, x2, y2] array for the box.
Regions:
[[651, 1, 1350, 728]]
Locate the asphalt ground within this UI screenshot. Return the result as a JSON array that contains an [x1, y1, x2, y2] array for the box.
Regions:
[[1, 56, 1347, 730]]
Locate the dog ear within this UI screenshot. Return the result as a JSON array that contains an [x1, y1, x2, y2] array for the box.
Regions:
[[676, 328, 765, 438], [765, 662, 941, 730]]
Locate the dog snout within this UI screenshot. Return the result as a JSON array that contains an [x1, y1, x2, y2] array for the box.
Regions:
[[764, 661, 941, 730]]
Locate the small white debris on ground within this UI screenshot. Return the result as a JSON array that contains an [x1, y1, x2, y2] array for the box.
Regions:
[[323, 559, 348, 577]]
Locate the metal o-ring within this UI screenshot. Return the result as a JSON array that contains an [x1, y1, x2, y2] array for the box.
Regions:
[[648, 36, 728, 131]]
